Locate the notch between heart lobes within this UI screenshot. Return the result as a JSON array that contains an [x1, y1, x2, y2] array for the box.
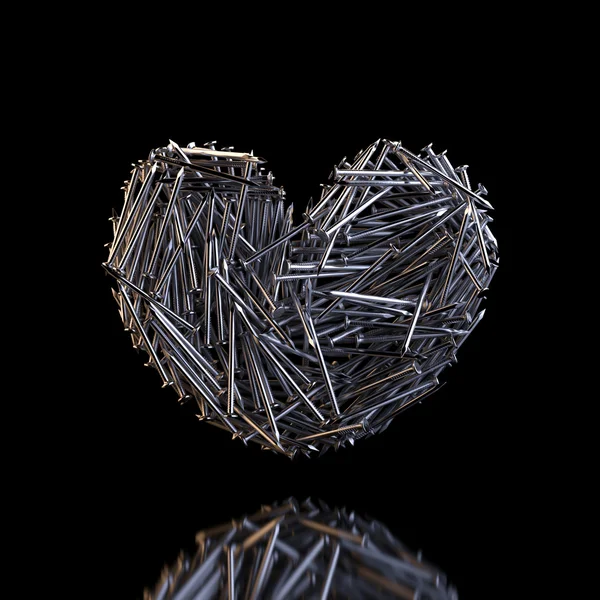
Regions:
[[104, 138, 498, 457]]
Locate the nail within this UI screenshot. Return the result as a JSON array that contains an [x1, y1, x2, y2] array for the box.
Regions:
[[226, 544, 236, 600], [273, 538, 325, 600], [203, 234, 214, 345], [322, 187, 392, 237], [397, 149, 435, 192], [244, 339, 281, 443], [400, 271, 432, 355], [329, 290, 416, 306], [108, 163, 158, 263], [244, 217, 313, 265], [117, 286, 173, 387], [104, 265, 195, 331], [439, 205, 470, 305], [297, 517, 367, 546], [460, 251, 486, 292], [304, 310, 340, 415], [319, 540, 340, 600], [226, 304, 237, 416], [454, 164, 471, 190], [144, 167, 185, 278], [227, 160, 252, 262], [247, 521, 281, 600], [155, 151, 259, 188], [343, 363, 419, 399], [296, 422, 366, 442], [238, 258, 277, 312]]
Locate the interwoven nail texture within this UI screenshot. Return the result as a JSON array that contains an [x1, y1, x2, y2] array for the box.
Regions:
[[144, 498, 459, 599], [104, 139, 498, 457]]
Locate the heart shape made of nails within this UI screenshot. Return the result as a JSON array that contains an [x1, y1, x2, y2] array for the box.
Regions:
[[103, 139, 498, 457]]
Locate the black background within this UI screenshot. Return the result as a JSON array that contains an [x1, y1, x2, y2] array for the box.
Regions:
[[74, 38, 535, 599]]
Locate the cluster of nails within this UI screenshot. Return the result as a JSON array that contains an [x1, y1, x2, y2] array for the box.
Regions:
[[145, 497, 458, 600], [103, 138, 498, 457]]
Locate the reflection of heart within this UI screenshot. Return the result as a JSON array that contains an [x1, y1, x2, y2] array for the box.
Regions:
[[145, 497, 459, 599], [104, 139, 498, 458]]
